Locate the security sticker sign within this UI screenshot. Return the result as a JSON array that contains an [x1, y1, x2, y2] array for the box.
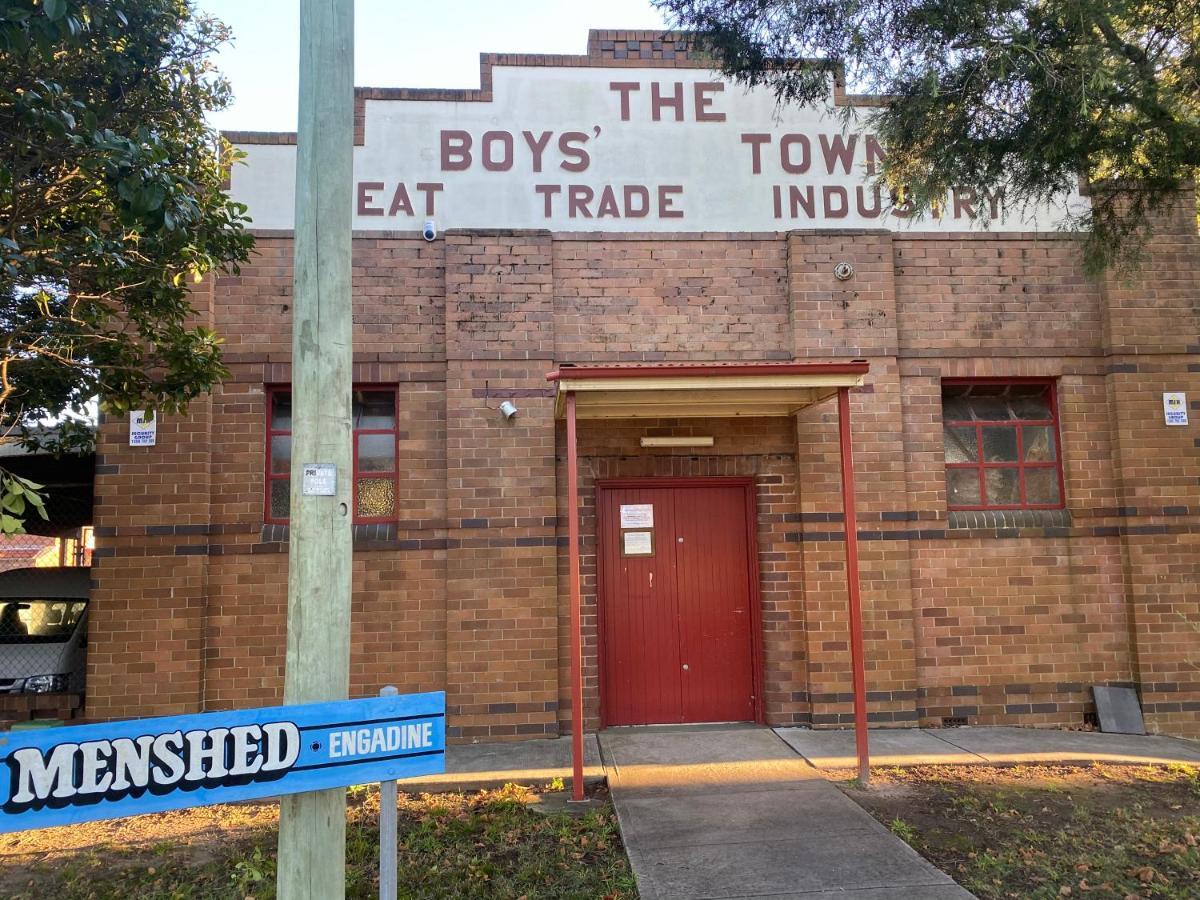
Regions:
[[1163, 392, 1188, 426], [0, 692, 444, 833], [129, 410, 156, 446]]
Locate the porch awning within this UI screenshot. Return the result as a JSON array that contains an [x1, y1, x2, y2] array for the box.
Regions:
[[547, 361, 869, 419]]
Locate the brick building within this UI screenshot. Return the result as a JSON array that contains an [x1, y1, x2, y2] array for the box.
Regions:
[[87, 31, 1200, 740]]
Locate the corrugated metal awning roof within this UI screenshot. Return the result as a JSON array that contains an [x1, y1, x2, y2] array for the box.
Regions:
[[546, 360, 869, 419]]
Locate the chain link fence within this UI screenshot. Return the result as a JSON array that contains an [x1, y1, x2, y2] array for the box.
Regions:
[[0, 528, 91, 572], [0, 482, 93, 709]]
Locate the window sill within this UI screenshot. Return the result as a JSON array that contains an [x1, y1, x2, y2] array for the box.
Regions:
[[947, 508, 1072, 530], [260, 523, 398, 544]]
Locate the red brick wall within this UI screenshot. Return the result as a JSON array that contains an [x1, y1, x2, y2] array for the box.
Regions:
[[88, 209, 1200, 739]]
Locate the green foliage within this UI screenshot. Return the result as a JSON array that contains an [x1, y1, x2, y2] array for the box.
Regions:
[[888, 816, 918, 843], [657, 0, 1200, 271], [3, 788, 639, 899], [0, 0, 253, 446], [0, 469, 46, 534]]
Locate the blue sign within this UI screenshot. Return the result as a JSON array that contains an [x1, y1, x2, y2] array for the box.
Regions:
[[0, 691, 445, 833]]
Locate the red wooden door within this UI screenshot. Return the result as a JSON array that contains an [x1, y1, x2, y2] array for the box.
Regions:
[[598, 481, 758, 726]]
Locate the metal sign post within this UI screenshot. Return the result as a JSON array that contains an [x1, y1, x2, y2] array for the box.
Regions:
[[378, 685, 399, 900], [277, 0, 355, 896]]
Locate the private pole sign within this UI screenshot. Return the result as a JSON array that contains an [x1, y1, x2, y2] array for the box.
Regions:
[[0, 691, 445, 834]]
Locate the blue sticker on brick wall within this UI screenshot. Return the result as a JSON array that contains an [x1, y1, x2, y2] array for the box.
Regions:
[[0, 692, 445, 833]]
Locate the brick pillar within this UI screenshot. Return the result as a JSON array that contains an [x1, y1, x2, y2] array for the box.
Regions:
[[443, 231, 560, 740], [1099, 191, 1200, 737], [788, 231, 920, 727], [88, 281, 215, 721]]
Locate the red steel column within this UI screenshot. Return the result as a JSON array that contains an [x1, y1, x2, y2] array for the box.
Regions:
[[837, 386, 871, 784], [566, 392, 585, 801]]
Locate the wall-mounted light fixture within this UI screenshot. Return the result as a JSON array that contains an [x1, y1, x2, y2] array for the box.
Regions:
[[640, 436, 714, 448], [498, 400, 518, 420]]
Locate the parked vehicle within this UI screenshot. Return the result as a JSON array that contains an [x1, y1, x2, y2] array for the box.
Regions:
[[0, 567, 89, 694]]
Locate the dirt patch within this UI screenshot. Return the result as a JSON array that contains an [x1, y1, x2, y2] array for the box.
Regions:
[[0, 782, 637, 899], [835, 762, 1200, 899]]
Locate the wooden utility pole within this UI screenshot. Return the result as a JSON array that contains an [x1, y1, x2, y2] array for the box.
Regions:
[[276, 0, 355, 897]]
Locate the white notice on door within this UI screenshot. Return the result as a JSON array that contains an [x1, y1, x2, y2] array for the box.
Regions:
[[619, 504, 654, 528], [623, 530, 653, 556]]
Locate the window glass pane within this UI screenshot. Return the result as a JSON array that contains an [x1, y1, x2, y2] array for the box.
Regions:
[[0, 600, 87, 642], [982, 426, 1019, 462], [943, 427, 978, 463], [1022, 426, 1056, 462], [984, 468, 1020, 505], [357, 433, 395, 473], [270, 479, 290, 519], [967, 397, 1013, 421], [271, 393, 292, 430], [946, 469, 981, 506], [354, 392, 396, 429], [1024, 468, 1061, 505], [271, 435, 291, 474], [357, 477, 396, 518], [941, 395, 973, 421], [968, 383, 1006, 397], [1009, 391, 1051, 419]]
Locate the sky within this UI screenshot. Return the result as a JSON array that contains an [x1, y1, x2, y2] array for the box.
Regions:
[[196, 1, 673, 132]]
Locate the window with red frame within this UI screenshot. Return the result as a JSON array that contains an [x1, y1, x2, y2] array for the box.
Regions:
[[942, 381, 1065, 510], [266, 388, 398, 523]]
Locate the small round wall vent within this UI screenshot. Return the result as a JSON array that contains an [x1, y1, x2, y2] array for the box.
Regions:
[[833, 261, 855, 281]]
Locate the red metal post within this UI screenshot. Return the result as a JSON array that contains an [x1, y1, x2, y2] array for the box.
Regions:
[[566, 392, 585, 801], [837, 386, 871, 784]]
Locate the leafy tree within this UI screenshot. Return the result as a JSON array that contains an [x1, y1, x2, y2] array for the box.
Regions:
[[0, 470, 44, 534], [0, 0, 253, 522], [657, 0, 1200, 270]]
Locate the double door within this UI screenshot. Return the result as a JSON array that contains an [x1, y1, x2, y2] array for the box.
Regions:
[[598, 480, 760, 726]]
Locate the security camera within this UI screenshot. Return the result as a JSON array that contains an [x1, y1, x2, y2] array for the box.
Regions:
[[499, 400, 518, 420], [422, 219, 437, 242]]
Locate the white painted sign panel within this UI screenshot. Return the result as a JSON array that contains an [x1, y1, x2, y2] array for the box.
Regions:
[[1163, 392, 1188, 426], [620, 503, 655, 528], [301, 463, 337, 496], [129, 410, 156, 446], [623, 530, 654, 556], [229, 66, 1085, 233]]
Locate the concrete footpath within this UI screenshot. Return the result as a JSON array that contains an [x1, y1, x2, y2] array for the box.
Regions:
[[395, 725, 1200, 898], [775, 725, 1200, 770], [599, 725, 972, 900]]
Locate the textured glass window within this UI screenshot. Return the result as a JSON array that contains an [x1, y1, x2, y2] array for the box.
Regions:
[[982, 427, 1019, 462], [266, 388, 399, 523], [984, 468, 1020, 505], [357, 478, 396, 518], [943, 427, 978, 463], [946, 469, 982, 506], [1022, 426, 1056, 461], [270, 479, 290, 520], [942, 382, 1064, 510]]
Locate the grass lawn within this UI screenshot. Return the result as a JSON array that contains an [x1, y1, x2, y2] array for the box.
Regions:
[[0, 783, 637, 899], [838, 762, 1200, 899]]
